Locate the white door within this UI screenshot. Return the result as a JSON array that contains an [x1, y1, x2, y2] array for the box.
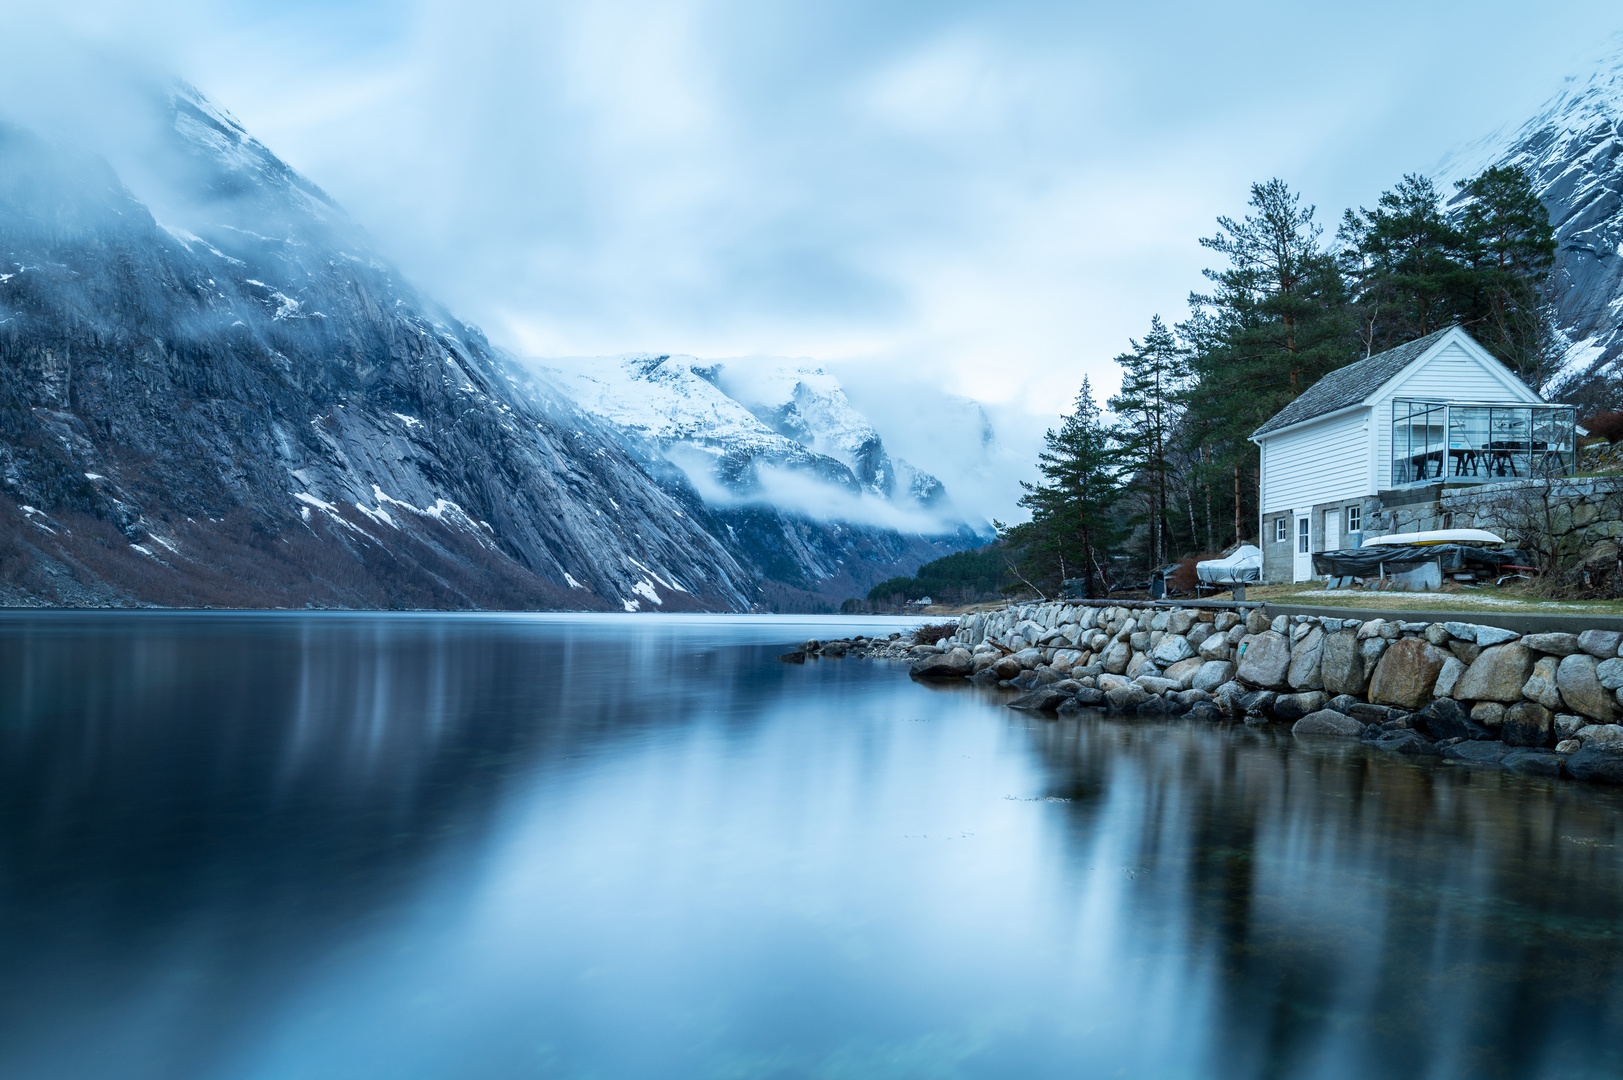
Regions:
[[1323, 508, 1342, 553], [1292, 514, 1312, 582]]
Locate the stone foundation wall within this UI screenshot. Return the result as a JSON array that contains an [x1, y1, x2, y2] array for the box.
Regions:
[[1382, 477, 1623, 551], [918, 601, 1623, 783]]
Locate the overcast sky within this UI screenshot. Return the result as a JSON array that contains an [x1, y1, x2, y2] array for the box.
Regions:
[[7, 1, 1623, 517]]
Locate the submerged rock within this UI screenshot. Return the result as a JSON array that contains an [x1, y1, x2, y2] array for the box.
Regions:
[[1443, 741, 1512, 765], [909, 650, 973, 678], [1292, 710, 1364, 737], [1565, 744, 1623, 784]]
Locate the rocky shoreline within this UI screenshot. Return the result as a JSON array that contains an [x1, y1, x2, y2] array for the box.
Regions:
[[797, 604, 1623, 785]]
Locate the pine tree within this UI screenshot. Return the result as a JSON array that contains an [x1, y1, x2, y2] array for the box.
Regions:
[[1454, 165, 1557, 383], [1338, 173, 1471, 353], [1182, 179, 1353, 544], [1009, 378, 1120, 597], [1108, 316, 1187, 569]]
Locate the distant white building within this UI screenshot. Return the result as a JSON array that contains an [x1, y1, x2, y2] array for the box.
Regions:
[[1249, 327, 1577, 583]]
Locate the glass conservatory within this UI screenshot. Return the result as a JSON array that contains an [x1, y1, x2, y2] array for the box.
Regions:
[[1390, 399, 1577, 486]]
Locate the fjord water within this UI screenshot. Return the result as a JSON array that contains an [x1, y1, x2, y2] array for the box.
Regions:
[[3, 614, 1623, 1079]]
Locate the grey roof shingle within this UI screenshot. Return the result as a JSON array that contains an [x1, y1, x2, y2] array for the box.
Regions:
[[1249, 327, 1458, 439]]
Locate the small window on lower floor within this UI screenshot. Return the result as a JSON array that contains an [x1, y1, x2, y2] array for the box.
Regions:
[[1275, 517, 1288, 543], [1347, 505, 1361, 533]]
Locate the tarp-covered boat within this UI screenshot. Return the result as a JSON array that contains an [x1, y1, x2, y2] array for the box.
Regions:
[[1197, 545, 1264, 584]]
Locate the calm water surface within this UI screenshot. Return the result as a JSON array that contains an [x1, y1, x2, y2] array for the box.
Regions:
[[2, 612, 1623, 1079]]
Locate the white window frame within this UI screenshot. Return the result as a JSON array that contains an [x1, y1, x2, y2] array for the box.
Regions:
[[1346, 505, 1360, 533], [1297, 517, 1310, 554], [1275, 517, 1288, 543]]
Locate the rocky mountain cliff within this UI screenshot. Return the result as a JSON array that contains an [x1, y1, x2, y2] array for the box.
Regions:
[[0, 85, 758, 610], [1443, 41, 1623, 405], [523, 354, 986, 610]]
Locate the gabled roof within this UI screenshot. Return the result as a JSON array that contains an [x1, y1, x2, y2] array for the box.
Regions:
[[1250, 327, 1460, 439]]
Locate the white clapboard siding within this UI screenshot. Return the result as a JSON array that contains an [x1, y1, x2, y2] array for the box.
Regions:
[[1260, 408, 1369, 513], [1369, 339, 1542, 488]]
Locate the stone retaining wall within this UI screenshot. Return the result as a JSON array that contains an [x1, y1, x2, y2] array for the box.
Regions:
[[915, 601, 1623, 783]]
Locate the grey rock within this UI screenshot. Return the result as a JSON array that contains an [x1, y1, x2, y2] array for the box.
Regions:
[[1564, 745, 1623, 784], [1448, 640, 1483, 666], [1187, 701, 1223, 722], [1348, 702, 1399, 724], [1270, 615, 1288, 634], [1187, 623, 1214, 647], [1292, 710, 1364, 736], [1442, 622, 1478, 642], [910, 650, 974, 678], [1473, 626, 1521, 647], [1286, 626, 1326, 690], [1162, 657, 1205, 690], [1235, 631, 1291, 689], [1522, 656, 1564, 710], [1274, 692, 1329, 722], [1597, 657, 1623, 691], [1167, 609, 1196, 635], [1556, 653, 1617, 720], [1125, 652, 1156, 679], [1454, 643, 1536, 703], [1192, 660, 1237, 693], [777, 651, 806, 663], [1213, 611, 1239, 632], [1239, 690, 1278, 717], [1129, 632, 1151, 653], [1503, 751, 1566, 777], [1105, 684, 1150, 709], [1149, 610, 1170, 631], [1326, 694, 1360, 714], [1014, 647, 1044, 668], [1100, 640, 1131, 675], [1135, 676, 1182, 695], [1501, 701, 1554, 747], [1578, 723, 1623, 747], [1368, 637, 1450, 710], [1424, 624, 1452, 647], [1434, 656, 1466, 699], [1319, 631, 1365, 697], [1007, 687, 1073, 712], [1198, 633, 1231, 661], [1097, 673, 1132, 693], [1175, 688, 1213, 707], [1060, 687, 1106, 710], [969, 668, 1001, 686], [1226, 624, 1248, 646], [1579, 630, 1623, 658], [992, 657, 1024, 681], [1376, 731, 1442, 756], [1444, 741, 1512, 765], [1245, 609, 1270, 634], [1010, 671, 1042, 691], [1471, 701, 1507, 728], [1150, 634, 1195, 665], [1555, 714, 1587, 739], [1417, 698, 1492, 741], [1356, 619, 1386, 640], [1523, 633, 1582, 656]]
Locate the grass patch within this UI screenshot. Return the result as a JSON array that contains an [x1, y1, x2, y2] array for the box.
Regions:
[[1245, 582, 1623, 615]]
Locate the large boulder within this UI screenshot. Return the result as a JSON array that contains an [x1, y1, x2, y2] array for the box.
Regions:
[[1167, 609, 1196, 634], [1521, 657, 1563, 710], [1162, 657, 1205, 690], [1235, 631, 1291, 689], [1105, 683, 1150, 709], [1565, 744, 1623, 784], [1274, 691, 1329, 722], [1286, 626, 1326, 690], [1007, 687, 1074, 712], [1443, 741, 1512, 765], [1100, 639, 1131, 675], [1319, 631, 1365, 697], [910, 650, 974, 678], [1150, 634, 1195, 666], [1501, 701, 1554, 747], [1192, 660, 1237, 693], [1292, 709, 1364, 737], [1557, 653, 1618, 721], [1453, 643, 1535, 703], [1579, 630, 1623, 658], [1523, 633, 1582, 656], [1417, 698, 1492, 741], [1367, 637, 1449, 710], [1198, 633, 1230, 661]]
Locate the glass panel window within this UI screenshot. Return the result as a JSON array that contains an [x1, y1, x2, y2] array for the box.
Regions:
[[1275, 517, 1288, 543], [1390, 399, 1575, 486], [1298, 517, 1309, 554], [1347, 505, 1360, 533]]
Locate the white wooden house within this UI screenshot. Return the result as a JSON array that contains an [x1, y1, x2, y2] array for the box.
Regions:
[[1249, 326, 1576, 583]]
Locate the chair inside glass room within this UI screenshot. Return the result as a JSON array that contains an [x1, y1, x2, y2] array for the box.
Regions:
[[1390, 400, 1576, 486]]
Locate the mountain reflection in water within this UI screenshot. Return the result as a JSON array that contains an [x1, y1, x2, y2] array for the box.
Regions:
[[0, 612, 1619, 1080]]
